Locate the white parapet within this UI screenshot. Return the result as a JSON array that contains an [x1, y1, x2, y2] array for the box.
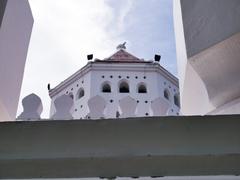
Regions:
[[0, 115, 239, 178], [87, 95, 106, 119], [17, 93, 42, 120], [151, 97, 170, 116], [119, 96, 137, 118], [51, 95, 73, 120]]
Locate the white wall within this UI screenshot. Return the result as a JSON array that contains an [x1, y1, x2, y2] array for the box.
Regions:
[[91, 65, 157, 118], [50, 62, 179, 119], [0, 0, 33, 120], [89, 63, 179, 118], [180, 0, 240, 58], [49, 71, 92, 119], [174, 0, 240, 115]]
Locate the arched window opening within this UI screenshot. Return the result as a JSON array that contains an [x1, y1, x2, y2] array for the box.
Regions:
[[174, 94, 180, 107], [138, 84, 147, 93], [102, 83, 111, 93], [69, 93, 74, 99], [77, 88, 84, 99], [119, 81, 129, 93], [164, 89, 170, 100]]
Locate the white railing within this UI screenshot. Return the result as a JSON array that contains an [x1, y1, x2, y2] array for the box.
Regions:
[[17, 93, 175, 120]]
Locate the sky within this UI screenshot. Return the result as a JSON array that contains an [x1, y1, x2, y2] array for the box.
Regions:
[[17, 0, 177, 118]]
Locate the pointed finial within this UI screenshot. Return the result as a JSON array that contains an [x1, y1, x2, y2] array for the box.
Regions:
[[116, 42, 127, 50]]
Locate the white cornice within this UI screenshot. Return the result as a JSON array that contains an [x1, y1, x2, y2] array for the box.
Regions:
[[49, 62, 178, 98], [92, 62, 178, 85]]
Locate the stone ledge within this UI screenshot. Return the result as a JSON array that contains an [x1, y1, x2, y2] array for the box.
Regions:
[[0, 115, 240, 178]]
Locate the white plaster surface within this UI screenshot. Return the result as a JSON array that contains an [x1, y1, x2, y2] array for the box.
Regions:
[[189, 32, 240, 108], [174, 0, 240, 115], [0, 99, 11, 120], [0, 0, 33, 120], [181, 0, 240, 57], [87, 95, 106, 119], [208, 97, 240, 115], [151, 97, 170, 116], [49, 53, 179, 119], [51, 95, 73, 120], [119, 96, 137, 118], [173, 0, 188, 95], [17, 93, 42, 120], [179, 63, 214, 115]]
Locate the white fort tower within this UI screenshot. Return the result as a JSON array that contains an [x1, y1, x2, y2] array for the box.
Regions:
[[49, 43, 180, 119]]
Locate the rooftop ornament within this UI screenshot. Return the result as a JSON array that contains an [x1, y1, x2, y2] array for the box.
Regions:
[[116, 42, 127, 50]]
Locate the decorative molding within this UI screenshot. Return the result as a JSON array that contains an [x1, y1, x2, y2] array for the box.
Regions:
[[49, 62, 178, 98]]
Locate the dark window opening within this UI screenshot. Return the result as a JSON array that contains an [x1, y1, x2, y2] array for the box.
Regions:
[[138, 84, 147, 93], [102, 83, 111, 93], [174, 94, 180, 107], [119, 81, 129, 93], [69, 93, 74, 99], [164, 89, 170, 100], [78, 88, 84, 99]]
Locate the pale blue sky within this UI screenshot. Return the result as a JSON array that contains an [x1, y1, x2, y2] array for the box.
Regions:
[[18, 0, 177, 118], [107, 0, 177, 75]]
